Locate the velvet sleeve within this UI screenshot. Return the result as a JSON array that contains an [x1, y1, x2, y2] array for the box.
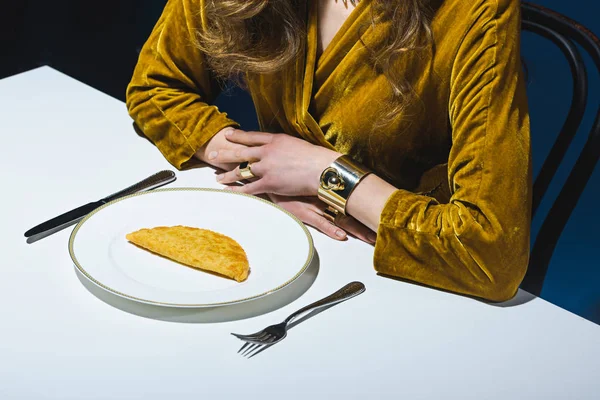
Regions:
[[373, 0, 531, 302], [125, 0, 239, 169]]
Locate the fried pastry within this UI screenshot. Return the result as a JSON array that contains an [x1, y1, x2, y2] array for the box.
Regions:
[[126, 225, 249, 282]]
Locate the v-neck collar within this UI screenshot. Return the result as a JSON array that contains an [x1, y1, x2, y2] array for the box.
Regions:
[[290, 0, 372, 147], [314, 0, 372, 74]]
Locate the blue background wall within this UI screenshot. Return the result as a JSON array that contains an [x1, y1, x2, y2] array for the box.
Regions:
[[519, 0, 600, 324], [1, 0, 598, 323]]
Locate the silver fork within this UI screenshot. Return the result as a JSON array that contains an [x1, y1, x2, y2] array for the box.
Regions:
[[231, 281, 366, 358]]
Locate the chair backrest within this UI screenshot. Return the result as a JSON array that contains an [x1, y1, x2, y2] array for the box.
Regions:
[[520, 2, 600, 295]]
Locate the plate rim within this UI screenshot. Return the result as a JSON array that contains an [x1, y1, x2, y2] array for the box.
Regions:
[[68, 187, 314, 308]]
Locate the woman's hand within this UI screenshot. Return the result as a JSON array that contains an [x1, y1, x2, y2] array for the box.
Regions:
[[195, 127, 249, 171], [268, 193, 376, 244], [210, 130, 341, 196]]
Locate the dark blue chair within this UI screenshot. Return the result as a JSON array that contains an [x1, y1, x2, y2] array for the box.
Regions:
[[520, 2, 600, 296]]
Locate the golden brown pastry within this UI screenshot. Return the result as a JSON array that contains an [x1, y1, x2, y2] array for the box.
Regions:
[[126, 225, 249, 282]]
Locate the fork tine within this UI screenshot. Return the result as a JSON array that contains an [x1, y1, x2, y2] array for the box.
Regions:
[[266, 333, 277, 341], [237, 341, 252, 354], [241, 343, 261, 357], [231, 332, 261, 341], [232, 332, 271, 343], [232, 329, 272, 339], [247, 343, 271, 358], [254, 332, 271, 341]]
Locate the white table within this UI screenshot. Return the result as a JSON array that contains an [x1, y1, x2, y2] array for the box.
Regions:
[[1, 67, 598, 400]]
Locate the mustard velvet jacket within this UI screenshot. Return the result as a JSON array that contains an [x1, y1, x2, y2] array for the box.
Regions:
[[126, 0, 532, 302]]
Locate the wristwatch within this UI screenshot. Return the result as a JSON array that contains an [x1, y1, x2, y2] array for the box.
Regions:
[[317, 155, 371, 222]]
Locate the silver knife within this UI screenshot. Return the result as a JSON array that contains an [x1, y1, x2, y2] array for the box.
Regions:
[[24, 170, 176, 239]]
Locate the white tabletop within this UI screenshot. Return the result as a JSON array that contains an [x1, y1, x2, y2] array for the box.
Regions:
[[1, 67, 598, 400]]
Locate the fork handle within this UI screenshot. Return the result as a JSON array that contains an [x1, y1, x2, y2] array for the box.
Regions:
[[284, 281, 366, 324]]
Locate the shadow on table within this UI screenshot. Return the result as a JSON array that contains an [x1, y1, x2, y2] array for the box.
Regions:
[[75, 250, 320, 323], [25, 219, 80, 244], [378, 273, 537, 307], [487, 289, 537, 308], [234, 301, 339, 358]]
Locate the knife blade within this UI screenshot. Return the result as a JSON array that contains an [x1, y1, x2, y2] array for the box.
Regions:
[[24, 170, 176, 238]]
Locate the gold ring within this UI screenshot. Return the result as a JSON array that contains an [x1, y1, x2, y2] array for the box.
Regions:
[[323, 206, 344, 225], [239, 161, 255, 180]]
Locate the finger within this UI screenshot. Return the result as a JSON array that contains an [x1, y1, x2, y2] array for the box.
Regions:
[[303, 211, 347, 241], [216, 168, 242, 185], [226, 180, 268, 196], [335, 215, 377, 244], [208, 146, 262, 164], [224, 129, 274, 146], [217, 161, 264, 184]]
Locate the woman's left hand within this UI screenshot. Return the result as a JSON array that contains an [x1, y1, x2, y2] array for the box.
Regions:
[[267, 193, 376, 244], [210, 130, 341, 196]]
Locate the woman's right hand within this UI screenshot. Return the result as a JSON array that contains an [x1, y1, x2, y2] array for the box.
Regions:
[[195, 127, 248, 171], [267, 193, 376, 244], [200, 131, 376, 244]]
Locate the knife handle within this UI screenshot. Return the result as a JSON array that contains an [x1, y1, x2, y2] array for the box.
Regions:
[[102, 170, 176, 203]]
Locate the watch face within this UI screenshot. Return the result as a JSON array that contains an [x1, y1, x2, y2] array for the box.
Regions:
[[320, 167, 345, 191]]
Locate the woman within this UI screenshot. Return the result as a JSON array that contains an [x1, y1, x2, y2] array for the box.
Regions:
[[126, 0, 531, 302]]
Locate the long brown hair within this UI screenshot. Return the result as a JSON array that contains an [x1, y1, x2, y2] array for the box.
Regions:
[[195, 0, 433, 126]]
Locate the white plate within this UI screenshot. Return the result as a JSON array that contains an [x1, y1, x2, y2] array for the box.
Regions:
[[69, 188, 314, 308]]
